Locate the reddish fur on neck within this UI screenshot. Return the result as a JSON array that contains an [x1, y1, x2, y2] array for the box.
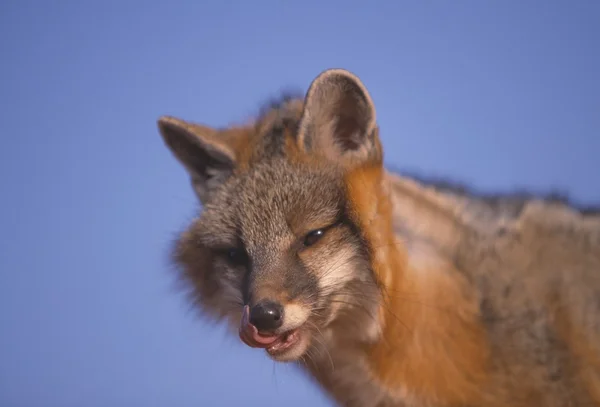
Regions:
[[344, 164, 491, 406]]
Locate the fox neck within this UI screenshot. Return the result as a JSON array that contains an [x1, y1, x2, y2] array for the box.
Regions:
[[342, 167, 491, 406]]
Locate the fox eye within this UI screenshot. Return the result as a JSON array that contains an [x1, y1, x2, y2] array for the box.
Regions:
[[225, 247, 247, 266], [304, 229, 325, 247]]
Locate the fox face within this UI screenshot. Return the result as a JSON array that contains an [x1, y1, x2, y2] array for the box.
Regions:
[[158, 69, 386, 363]]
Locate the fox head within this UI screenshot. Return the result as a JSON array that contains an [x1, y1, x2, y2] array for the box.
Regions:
[[158, 69, 391, 363]]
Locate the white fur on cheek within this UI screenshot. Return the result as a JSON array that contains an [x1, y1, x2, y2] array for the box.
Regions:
[[317, 247, 356, 295], [282, 303, 310, 331]]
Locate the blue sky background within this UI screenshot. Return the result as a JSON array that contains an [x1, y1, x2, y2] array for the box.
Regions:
[[1, 1, 599, 406]]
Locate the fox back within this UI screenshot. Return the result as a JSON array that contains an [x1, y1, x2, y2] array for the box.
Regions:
[[157, 69, 600, 406]]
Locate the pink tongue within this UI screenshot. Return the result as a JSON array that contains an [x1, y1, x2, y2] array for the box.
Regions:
[[239, 305, 281, 348]]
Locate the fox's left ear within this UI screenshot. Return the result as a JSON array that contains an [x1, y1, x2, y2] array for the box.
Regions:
[[297, 69, 381, 166]]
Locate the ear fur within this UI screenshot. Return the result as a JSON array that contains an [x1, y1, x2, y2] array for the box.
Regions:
[[297, 68, 381, 166], [157, 116, 236, 204]]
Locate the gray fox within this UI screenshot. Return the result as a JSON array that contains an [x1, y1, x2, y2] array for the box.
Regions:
[[157, 68, 600, 406]]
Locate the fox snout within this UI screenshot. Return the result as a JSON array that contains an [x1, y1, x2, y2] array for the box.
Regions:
[[247, 300, 283, 332], [239, 302, 284, 347], [238, 295, 312, 361]]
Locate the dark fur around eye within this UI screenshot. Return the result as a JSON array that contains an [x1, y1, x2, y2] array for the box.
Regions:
[[303, 217, 347, 248], [304, 229, 325, 247], [222, 247, 249, 267]]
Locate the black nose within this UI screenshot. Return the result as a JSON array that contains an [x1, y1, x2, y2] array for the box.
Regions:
[[249, 300, 283, 332]]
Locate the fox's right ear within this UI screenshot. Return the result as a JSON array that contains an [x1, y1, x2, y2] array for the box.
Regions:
[[158, 116, 236, 204]]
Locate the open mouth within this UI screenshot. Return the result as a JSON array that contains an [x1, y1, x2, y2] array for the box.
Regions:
[[238, 305, 302, 357]]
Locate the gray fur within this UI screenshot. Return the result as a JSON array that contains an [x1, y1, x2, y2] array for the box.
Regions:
[[157, 68, 600, 407]]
